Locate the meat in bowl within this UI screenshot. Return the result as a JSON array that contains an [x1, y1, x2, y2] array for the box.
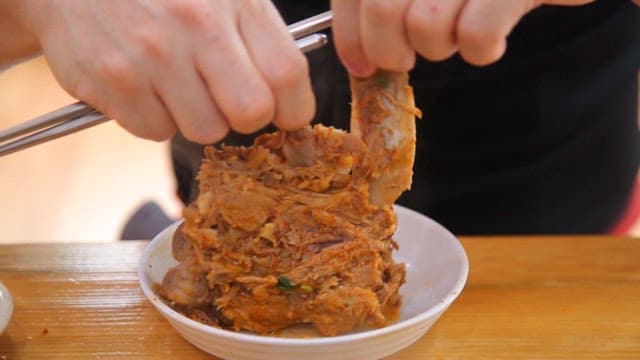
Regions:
[[159, 71, 421, 336]]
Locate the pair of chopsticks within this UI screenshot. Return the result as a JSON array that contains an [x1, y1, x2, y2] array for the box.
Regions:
[[0, 11, 332, 157]]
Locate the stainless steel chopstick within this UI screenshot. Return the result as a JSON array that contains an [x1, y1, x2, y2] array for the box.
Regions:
[[0, 111, 109, 157], [0, 101, 92, 143], [288, 11, 332, 39], [0, 14, 332, 158], [296, 33, 328, 53]]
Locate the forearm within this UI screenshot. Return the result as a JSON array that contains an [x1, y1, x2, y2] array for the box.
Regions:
[[0, 1, 41, 71]]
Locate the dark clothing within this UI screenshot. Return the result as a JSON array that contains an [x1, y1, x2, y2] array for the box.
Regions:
[[172, 0, 640, 235]]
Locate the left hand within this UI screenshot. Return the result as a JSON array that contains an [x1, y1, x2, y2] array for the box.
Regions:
[[331, 0, 632, 76]]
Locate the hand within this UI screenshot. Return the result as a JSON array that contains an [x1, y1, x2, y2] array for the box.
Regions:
[[8, 0, 315, 143], [331, 0, 619, 75]]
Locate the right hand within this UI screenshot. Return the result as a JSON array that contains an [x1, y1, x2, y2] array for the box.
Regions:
[[331, 0, 600, 75], [9, 0, 315, 143]]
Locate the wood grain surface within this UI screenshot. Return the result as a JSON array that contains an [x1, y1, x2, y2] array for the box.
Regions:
[[0, 236, 639, 359]]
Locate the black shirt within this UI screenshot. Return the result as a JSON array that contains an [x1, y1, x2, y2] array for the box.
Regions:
[[172, 0, 640, 235]]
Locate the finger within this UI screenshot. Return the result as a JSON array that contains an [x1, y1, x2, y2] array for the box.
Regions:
[[195, 18, 275, 134], [456, 0, 542, 66], [238, 1, 315, 130], [331, 0, 376, 77], [543, 0, 594, 5], [94, 83, 176, 142], [39, 16, 176, 142], [124, 20, 228, 144], [150, 53, 229, 144], [84, 53, 177, 141], [360, 0, 416, 71], [108, 90, 177, 142], [406, 0, 466, 61]]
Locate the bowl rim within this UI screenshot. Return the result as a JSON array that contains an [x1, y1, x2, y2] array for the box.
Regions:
[[0, 280, 14, 334], [137, 205, 469, 345]]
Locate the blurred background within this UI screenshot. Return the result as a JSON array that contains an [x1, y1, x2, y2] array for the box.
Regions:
[[0, 57, 182, 243]]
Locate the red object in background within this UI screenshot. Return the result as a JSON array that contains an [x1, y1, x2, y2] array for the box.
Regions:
[[610, 179, 640, 235]]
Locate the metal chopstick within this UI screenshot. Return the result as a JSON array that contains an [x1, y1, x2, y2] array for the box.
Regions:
[[0, 14, 332, 157], [287, 11, 332, 39], [0, 101, 93, 143], [296, 33, 328, 53], [0, 111, 109, 157]]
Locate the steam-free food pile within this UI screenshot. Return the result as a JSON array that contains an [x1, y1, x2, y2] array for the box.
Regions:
[[159, 71, 420, 336]]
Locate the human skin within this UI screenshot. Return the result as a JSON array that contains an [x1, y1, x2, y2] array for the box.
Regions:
[[331, 0, 639, 75], [1, 0, 638, 143], [0, 0, 315, 143]]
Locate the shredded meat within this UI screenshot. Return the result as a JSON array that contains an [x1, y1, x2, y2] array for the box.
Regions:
[[159, 71, 420, 336]]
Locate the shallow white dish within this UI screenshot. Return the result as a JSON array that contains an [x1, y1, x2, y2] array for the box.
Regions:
[[0, 281, 13, 334], [138, 205, 468, 360]]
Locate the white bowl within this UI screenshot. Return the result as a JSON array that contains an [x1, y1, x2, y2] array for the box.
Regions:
[[0, 281, 13, 334], [138, 205, 468, 360]]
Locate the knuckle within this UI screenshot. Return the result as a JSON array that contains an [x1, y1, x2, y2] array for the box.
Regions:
[[365, 0, 402, 19], [96, 55, 138, 91], [132, 27, 169, 61], [457, 21, 500, 50], [265, 56, 308, 91], [457, 21, 504, 65], [409, 21, 456, 61], [407, 14, 456, 61], [165, 0, 209, 29], [406, 6, 439, 36], [229, 95, 274, 134], [113, 109, 176, 141]]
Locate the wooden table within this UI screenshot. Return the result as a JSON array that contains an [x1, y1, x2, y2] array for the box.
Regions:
[[1, 236, 639, 359]]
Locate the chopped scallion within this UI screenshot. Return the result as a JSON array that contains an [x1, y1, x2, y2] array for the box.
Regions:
[[277, 276, 297, 291], [376, 73, 388, 88]]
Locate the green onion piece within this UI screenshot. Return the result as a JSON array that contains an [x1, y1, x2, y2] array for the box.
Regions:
[[277, 276, 297, 291], [376, 73, 388, 88], [300, 284, 313, 293]]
